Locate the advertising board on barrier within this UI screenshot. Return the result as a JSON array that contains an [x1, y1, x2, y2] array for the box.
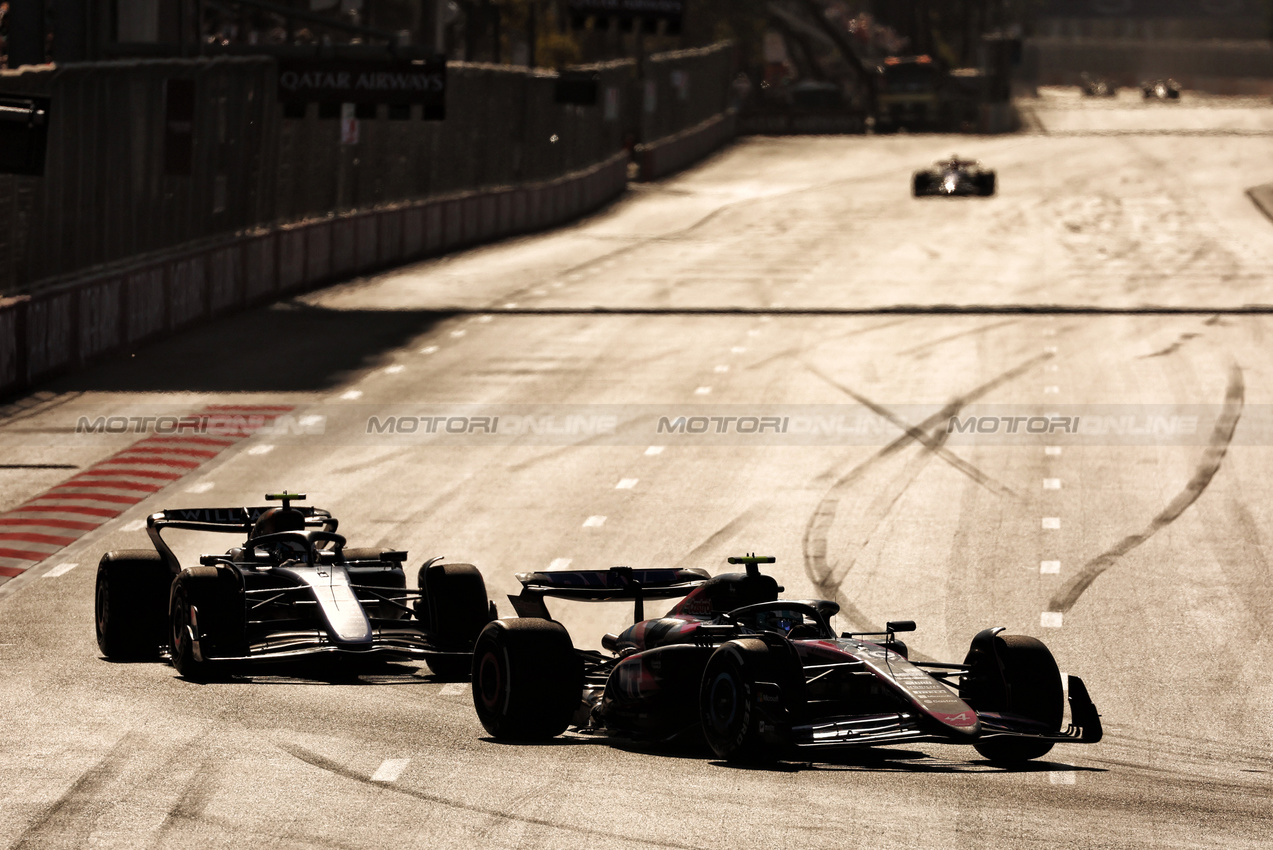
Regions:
[[277, 58, 447, 119]]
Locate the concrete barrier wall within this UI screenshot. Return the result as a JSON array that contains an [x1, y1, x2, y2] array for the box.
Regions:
[[0, 154, 628, 399], [636, 109, 738, 182]]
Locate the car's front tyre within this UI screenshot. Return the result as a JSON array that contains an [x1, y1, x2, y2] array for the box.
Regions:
[[95, 550, 171, 659], [169, 566, 243, 681], [471, 618, 581, 740]]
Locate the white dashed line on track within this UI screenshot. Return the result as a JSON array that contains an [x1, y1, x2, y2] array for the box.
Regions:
[[548, 558, 572, 570], [615, 479, 638, 490], [1040, 560, 1061, 574], [1044, 386, 1060, 394], [248, 445, 274, 456], [1042, 517, 1061, 529], [476, 315, 493, 323], [747, 329, 760, 337], [714, 365, 729, 373], [385, 365, 405, 374], [1044, 346, 1058, 354], [450, 329, 466, 338], [43, 562, 77, 578], [371, 759, 411, 782], [1041, 612, 1064, 628], [644, 446, 665, 456], [1045, 446, 1062, 456], [503, 302, 518, 309], [695, 387, 712, 395], [420, 346, 439, 355], [583, 516, 606, 528], [340, 390, 363, 400], [731, 346, 746, 354], [1043, 479, 1061, 490], [186, 482, 215, 494]]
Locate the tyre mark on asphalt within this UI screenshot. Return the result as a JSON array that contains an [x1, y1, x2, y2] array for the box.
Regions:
[[802, 362, 1017, 499], [1140, 331, 1200, 359], [898, 319, 1020, 357], [151, 758, 219, 842], [10, 733, 138, 849], [672, 503, 772, 571], [1047, 363, 1244, 614], [802, 353, 1052, 631], [278, 742, 699, 850]]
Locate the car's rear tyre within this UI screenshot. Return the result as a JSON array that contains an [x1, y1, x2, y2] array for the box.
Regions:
[[419, 563, 492, 680], [95, 550, 172, 659], [978, 173, 997, 196], [169, 566, 243, 681], [912, 173, 932, 196], [962, 633, 1063, 763], [699, 638, 800, 763], [471, 619, 582, 740]]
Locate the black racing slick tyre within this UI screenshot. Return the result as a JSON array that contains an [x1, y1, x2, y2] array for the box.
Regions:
[[912, 173, 932, 196], [95, 550, 172, 659], [700, 638, 799, 763], [471, 619, 582, 741], [962, 633, 1063, 763], [420, 563, 492, 680], [978, 173, 997, 196], [169, 566, 243, 681]]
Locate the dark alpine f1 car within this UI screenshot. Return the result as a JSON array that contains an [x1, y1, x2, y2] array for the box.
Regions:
[[471, 556, 1101, 763], [913, 155, 996, 197], [1142, 79, 1181, 100], [94, 492, 494, 681]]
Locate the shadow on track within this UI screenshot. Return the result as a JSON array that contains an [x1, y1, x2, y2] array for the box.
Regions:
[[47, 301, 459, 394]]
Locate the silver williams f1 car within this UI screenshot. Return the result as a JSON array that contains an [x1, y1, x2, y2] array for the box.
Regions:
[[94, 492, 494, 681], [913, 155, 996, 197], [471, 556, 1101, 764]]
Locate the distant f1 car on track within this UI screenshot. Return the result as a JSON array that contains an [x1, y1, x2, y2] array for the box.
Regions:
[[94, 492, 493, 681], [1079, 73, 1116, 97], [913, 155, 996, 197], [1142, 79, 1181, 100], [470, 556, 1102, 764]]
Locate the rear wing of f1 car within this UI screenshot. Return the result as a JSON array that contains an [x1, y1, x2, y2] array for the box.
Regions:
[[510, 566, 710, 622], [145, 502, 337, 574]]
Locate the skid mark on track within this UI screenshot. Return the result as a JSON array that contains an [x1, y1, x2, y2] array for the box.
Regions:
[[802, 353, 1052, 630], [10, 733, 139, 849], [898, 318, 1020, 356], [1048, 363, 1244, 614], [278, 743, 698, 850], [803, 363, 1016, 499], [673, 503, 772, 570], [152, 758, 220, 840], [1141, 331, 1200, 359]]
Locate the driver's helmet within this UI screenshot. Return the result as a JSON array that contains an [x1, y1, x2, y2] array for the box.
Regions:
[[249, 507, 306, 539]]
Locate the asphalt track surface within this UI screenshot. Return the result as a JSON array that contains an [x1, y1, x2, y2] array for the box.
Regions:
[[2, 90, 1273, 848]]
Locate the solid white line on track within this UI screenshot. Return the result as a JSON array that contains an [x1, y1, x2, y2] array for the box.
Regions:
[[371, 759, 411, 782], [583, 516, 606, 528], [1040, 560, 1061, 574], [1043, 479, 1061, 490], [43, 562, 77, 578], [548, 558, 572, 570], [1042, 517, 1061, 529], [1041, 612, 1064, 628], [615, 479, 638, 490], [644, 446, 665, 456]]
